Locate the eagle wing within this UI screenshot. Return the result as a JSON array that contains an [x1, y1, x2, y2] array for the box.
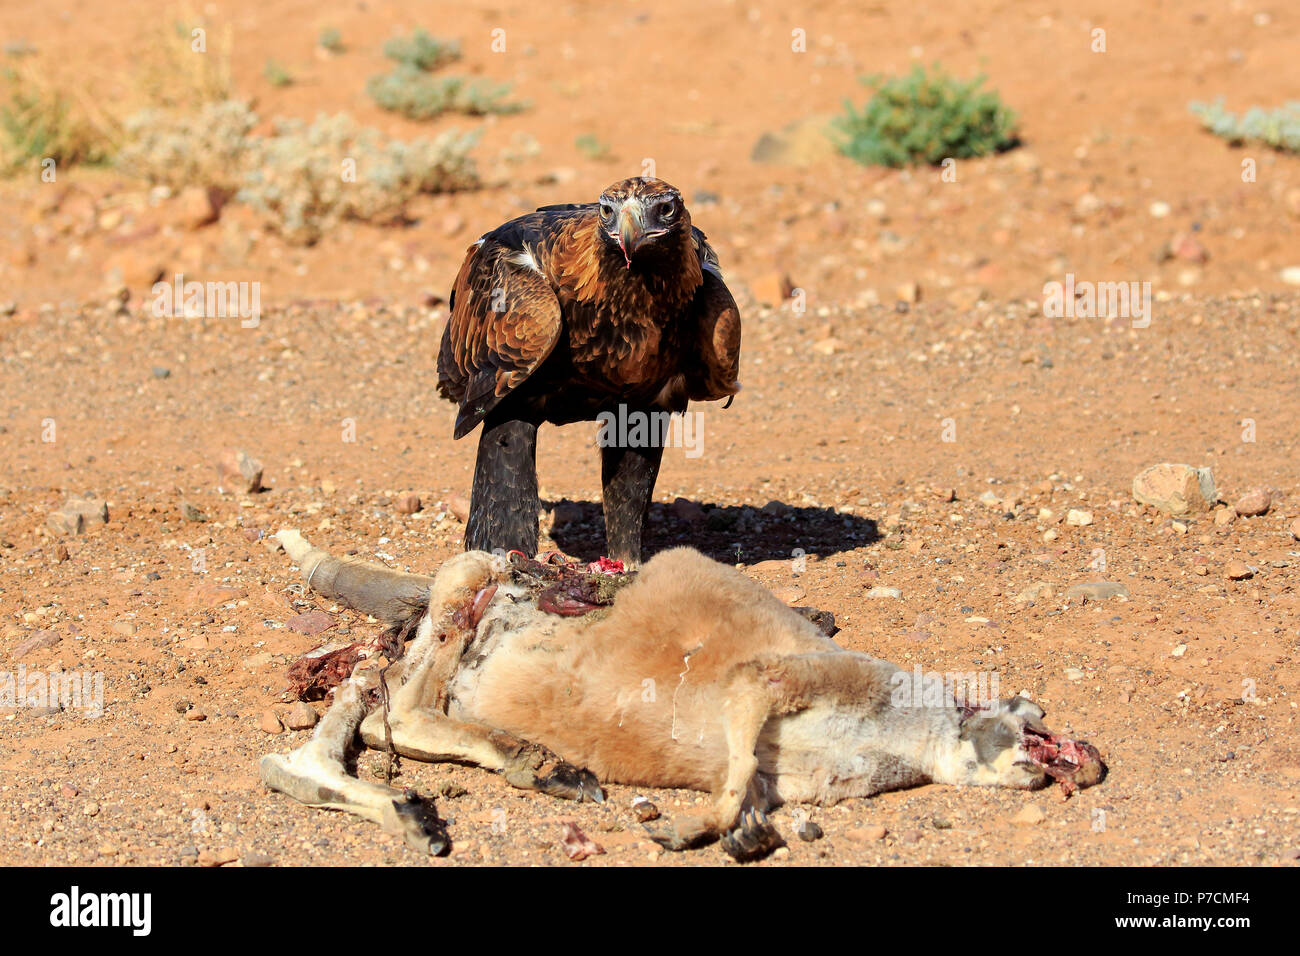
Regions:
[[437, 236, 563, 439], [684, 230, 742, 402]]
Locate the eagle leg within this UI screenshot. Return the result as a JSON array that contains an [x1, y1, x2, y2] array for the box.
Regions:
[[466, 416, 540, 557], [600, 421, 665, 566]]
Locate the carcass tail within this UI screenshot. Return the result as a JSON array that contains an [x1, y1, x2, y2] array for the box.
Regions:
[[275, 529, 433, 622]]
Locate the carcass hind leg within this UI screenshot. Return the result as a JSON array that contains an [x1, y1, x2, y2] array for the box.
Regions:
[[647, 656, 823, 861]]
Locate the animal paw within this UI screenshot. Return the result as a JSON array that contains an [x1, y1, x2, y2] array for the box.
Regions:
[[720, 807, 785, 862], [382, 790, 450, 856], [644, 815, 717, 852], [503, 745, 605, 803], [534, 762, 606, 803]]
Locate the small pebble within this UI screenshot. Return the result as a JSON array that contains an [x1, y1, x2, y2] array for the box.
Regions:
[[1224, 560, 1253, 580], [258, 709, 284, 734], [797, 820, 823, 842], [1012, 805, 1045, 826], [285, 701, 319, 730]]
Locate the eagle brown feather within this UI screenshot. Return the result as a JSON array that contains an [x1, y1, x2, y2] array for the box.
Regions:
[[435, 177, 742, 562]]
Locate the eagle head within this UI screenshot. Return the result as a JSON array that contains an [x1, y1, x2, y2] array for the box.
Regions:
[[596, 177, 690, 269]]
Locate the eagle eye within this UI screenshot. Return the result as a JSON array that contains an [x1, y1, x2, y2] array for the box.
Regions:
[[599, 202, 615, 221], [658, 200, 677, 221]]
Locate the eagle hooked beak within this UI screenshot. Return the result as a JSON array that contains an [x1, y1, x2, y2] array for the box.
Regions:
[[615, 205, 646, 268]]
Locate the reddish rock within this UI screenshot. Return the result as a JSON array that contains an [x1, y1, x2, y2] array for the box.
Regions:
[[102, 251, 166, 291], [258, 710, 284, 734], [1131, 463, 1216, 515], [895, 281, 921, 304], [13, 629, 61, 660], [47, 497, 109, 536], [1012, 805, 1046, 826], [174, 186, 222, 229], [772, 584, 807, 605], [845, 825, 888, 842], [1171, 232, 1209, 264], [447, 494, 471, 523], [394, 493, 422, 515], [1232, 489, 1271, 517], [750, 272, 794, 307], [216, 449, 263, 494], [188, 584, 246, 607], [284, 701, 318, 730], [287, 611, 334, 636], [197, 847, 239, 867], [1224, 560, 1253, 581]]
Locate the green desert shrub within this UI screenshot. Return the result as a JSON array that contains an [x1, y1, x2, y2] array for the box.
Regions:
[[367, 65, 523, 119], [1189, 99, 1300, 153], [0, 13, 231, 174], [0, 60, 122, 170], [115, 98, 255, 195], [834, 65, 1018, 167], [263, 59, 294, 88], [118, 100, 480, 243], [382, 28, 460, 71], [317, 27, 344, 54], [237, 112, 480, 243], [575, 133, 612, 160]]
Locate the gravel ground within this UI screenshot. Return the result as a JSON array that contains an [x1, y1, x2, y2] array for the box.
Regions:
[[1, 291, 1297, 866]]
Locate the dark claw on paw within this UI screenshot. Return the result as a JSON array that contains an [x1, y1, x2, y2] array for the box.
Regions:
[[391, 790, 450, 857], [537, 763, 605, 803], [721, 808, 785, 862]]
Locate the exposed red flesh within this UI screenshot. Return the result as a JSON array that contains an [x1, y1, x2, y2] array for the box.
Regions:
[[586, 556, 626, 575], [509, 551, 632, 617], [560, 822, 605, 861], [1024, 727, 1106, 795], [453, 584, 498, 630], [286, 643, 366, 701]]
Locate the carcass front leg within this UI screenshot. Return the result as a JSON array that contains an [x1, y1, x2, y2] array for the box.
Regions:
[[260, 675, 449, 854], [357, 610, 604, 803]]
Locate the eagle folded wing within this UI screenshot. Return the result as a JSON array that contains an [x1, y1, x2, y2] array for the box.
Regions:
[[437, 239, 563, 439], [685, 238, 742, 403]]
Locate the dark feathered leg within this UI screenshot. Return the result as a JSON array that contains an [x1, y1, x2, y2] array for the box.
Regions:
[[600, 416, 665, 565], [466, 417, 539, 556]]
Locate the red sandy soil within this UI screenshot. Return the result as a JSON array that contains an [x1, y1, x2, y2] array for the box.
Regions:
[[0, 0, 1297, 866]]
